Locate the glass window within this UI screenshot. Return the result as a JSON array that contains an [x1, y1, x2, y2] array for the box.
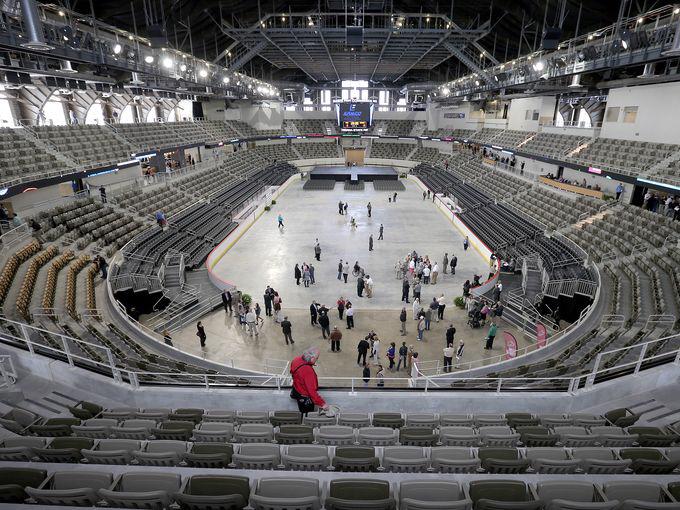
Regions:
[[0, 88, 14, 127], [577, 108, 592, 128], [119, 104, 135, 124], [623, 106, 638, 124], [378, 90, 390, 106], [146, 107, 158, 122], [175, 99, 193, 121], [85, 103, 105, 125], [303, 97, 313, 111], [396, 98, 407, 112], [605, 107, 620, 122], [43, 99, 67, 126], [321, 90, 331, 105]]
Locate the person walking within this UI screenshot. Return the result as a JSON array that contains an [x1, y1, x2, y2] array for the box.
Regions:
[[446, 324, 456, 346], [443, 343, 454, 373], [362, 362, 371, 387], [387, 342, 396, 371], [367, 202, 372, 218], [346, 303, 354, 329], [393, 192, 397, 202], [429, 297, 439, 323], [196, 321, 206, 348], [431, 263, 439, 284], [330, 326, 342, 352], [277, 214, 284, 228], [245, 308, 258, 337], [455, 339, 465, 365], [162, 329, 173, 346], [221, 289, 232, 315], [294, 264, 302, 285], [463, 236, 469, 252], [376, 365, 385, 387], [338, 200, 344, 214], [281, 316, 294, 345], [397, 342, 408, 371], [484, 321, 498, 350], [342, 261, 349, 283], [99, 185, 107, 203], [399, 307, 407, 336], [437, 294, 446, 320], [302, 265, 311, 288], [378, 223, 383, 240], [371, 336, 380, 361], [337, 297, 345, 319], [314, 239, 321, 261], [442, 253, 449, 274], [343, 203, 348, 215], [401, 278, 410, 303], [309, 264, 315, 285], [310, 301, 318, 326], [616, 183, 624, 201], [357, 275, 364, 298], [357, 337, 369, 365], [290, 347, 328, 414], [417, 316, 426, 341], [263, 287, 273, 316], [273, 292, 283, 323], [412, 297, 421, 320], [424, 307, 432, 331], [368, 234, 373, 252], [450, 254, 457, 275], [413, 281, 421, 301], [255, 303, 264, 327], [337, 259, 343, 280], [319, 312, 330, 339]]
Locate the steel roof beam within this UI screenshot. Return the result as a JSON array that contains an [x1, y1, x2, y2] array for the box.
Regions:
[[442, 42, 496, 86]]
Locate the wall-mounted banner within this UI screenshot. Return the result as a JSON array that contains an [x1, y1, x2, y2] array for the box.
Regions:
[[503, 331, 518, 360], [536, 323, 547, 349], [443, 112, 466, 119]]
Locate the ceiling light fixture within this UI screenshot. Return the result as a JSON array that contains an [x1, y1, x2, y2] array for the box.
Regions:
[[144, 55, 154, 64]]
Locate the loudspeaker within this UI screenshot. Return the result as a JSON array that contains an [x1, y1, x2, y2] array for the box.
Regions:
[[346, 26, 363, 46], [542, 26, 562, 50]]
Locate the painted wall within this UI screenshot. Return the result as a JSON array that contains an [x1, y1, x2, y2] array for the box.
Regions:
[[507, 96, 556, 131], [600, 82, 680, 144], [201, 100, 229, 122], [432, 103, 483, 131], [236, 101, 284, 130]]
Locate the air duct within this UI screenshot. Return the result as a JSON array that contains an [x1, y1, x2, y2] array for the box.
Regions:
[[568, 73, 581, 87], [19, 0, 53, 51]]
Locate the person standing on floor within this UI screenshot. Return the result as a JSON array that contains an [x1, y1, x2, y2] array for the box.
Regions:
[[362, 362, 371, 387], [463, 236, 469, 252], [314, 239, 321, 261], [399, 307, 407, 336], [357, 337, 369, 365], [343, 203, 348, 215], [309, 263, 315, 285], [413, 281, 421, 302], [485, 321, 498, 350], [412, 297, 421, 320], [443, 253, 449, 274], [456, 339, 465, 365], [378, 223, 383, 240], [245, 308, 258, 337], [319, 311, 330, 339], [290, 347, 328, 414], [437, 293, 446, 320], [221, 289, 233, 315], [310, 301, 318, 326], [196, 321, 206, 348], [371, 336, 380, 361], [397, 342, 408, 371], [281, 316, 294, 345], [337, 297, 345, 319], [367, 202, 372, 218], [368, 234, 373, 252], [446, 324, 456, 346], [443, 343, 454, 373], [342, 261, 349, 283], [277, 214, 284, 228], [303, 265, 311, 287], [346, 303, 355, 329], [401, 278, 410, 303], [417, 316, 426, 341], [337, 259, 343, 280], [393, 192, 397, 202], [357, 275, 364, 298], [376, 365, 385, 387], [294, 264, 302, 285], [273, 292, 282, 323], [424, 307, 432, 331], [429, 297, 439, 323], [330, 326, 342, 352], [263, 286, 273, 316], [431, 262, 439, 284], [338, 201, 344, 214], [450, 254, 457, 275], [387, 342, 396, 371]]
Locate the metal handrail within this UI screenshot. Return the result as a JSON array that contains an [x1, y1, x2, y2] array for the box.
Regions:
[[0, 355, 17, 388]]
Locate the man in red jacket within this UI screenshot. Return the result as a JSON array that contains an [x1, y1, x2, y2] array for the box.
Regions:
[[290, 346, 328, 414]]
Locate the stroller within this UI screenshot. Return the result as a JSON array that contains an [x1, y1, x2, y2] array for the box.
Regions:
[[467, 310, 482, 329]]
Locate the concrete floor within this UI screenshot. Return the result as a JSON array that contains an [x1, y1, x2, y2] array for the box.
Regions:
[[165, 179, 530, 382]]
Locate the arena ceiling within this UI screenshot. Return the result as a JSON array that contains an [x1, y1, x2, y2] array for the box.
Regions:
[[73, 0, 634, 86]]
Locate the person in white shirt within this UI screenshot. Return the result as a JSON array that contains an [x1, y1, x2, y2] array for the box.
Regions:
[[437, 294, 446, 320], [431, 263, 439, 284], [410, 352, 420, 382], [245, 309, 258, 337], [371, 338, 380, 360], [422, 265, 431, 284], [443, 343, 455, 373]]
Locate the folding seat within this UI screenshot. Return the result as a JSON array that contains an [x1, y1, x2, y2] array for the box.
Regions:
[[32, 437, 93, 463], [358, 426, 399, 446], [591, 426, 638, 446], [525, 447, 579, 474], [98, 472, 181, 509], [478, 426, 520, 446], [151, 420, 195, 440], [303, 413, 337, 427], [234, 423, 274, 443], [405, 413, 438, 428], [620, 448, 679, 474], [572, 447, 631, 473], [0, 437, 44, 461], [382, 446, 429, 473], [136, 408, 171, 420], [270, 410, 302, 426], [517, 425, 559, 447], [332, 446, 380, 472], [439, 426, 480, 446], [430, 446, 480, 473], [399, 480, 472, 510], [30, 417, 80, 437], [603, 481, 680, 510], [250, 477, 322, 510], [468, 480, 541, 510], [536, 480, 617, 510], [81, 439, 140, 465], [316, 425, 355, 446], [236, 411, 270, 424], [25, 471, 112, 506], [282, 444, 330, 471], [0, 467, 47, 503], [68, 401, 103, 420], [183, 443, 233, 468], [169, 408, 204, 424], [325, 479, 395, 510], [554, 425, 597, 447], [70, 418, 117, 439], [478, 447, 530, 473], [373, 412, 404, 429], [506, 413, 539, 428], [173, 474, 250, 510], [111, 419, 157, 439], [233, 443, 281, 470], [606, 407, 641, 427], [132, 439, 186, 466], [628, 426, 679, 447], [275, 424, 314, 444], [338, 413, 371, 428], [399, 426, 438, 446], [572, 414, 607, 427], [192, 421, 234, 442], [474, 414, 507, 426]]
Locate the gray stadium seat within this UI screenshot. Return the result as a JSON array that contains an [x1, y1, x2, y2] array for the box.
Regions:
[[430, 447, 480, 473], [525, 447, 579, 474], [234, 423, 274, 443], [0, 437, 44, 461], [316, 425, 356, 446], [332, 446, 380, 472], [0, 467, 47, 503], [132, 439, 187, 466], [98, 472, 182, 509], [468, 480, 541, 510], [250, 477, 321, 510], [233, 443, 281, 470], [183, 442, 233, 468], [32, 437, 93, 463], [400, 480, 472, 510], [81, 439, 140, 465], [338, 413, 371, 428], [604, 481, 680, 510], [282, 444, 330, 471], [536, 480, 617, 510], [325, 479, 395, 510], [192, 422, 234, 442], [71, 418, 118, 438], [571, 447, 631, 473], [440, 426, 480, 446], [357, 427, 398, 446], [382, 446, 429, 473], [174, 474, 250, 510], [26, 471, 112, 506]]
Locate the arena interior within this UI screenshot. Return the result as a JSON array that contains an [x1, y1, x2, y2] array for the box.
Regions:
[[0, 0, 680, 507]]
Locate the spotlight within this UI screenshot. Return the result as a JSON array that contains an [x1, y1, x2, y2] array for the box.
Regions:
[[162, 57, 173, 68], [475, 80, 480, 86], [179, 63, 187, 72], [621, 38, 629, 50], [128, 35, 133, 40], [144, 55, 154, 64], [675, 7, 680, 14], [58, 10, 65, 16], [637, 17, 644, 24], [532, 60, 545, 71], [442, 87, 450, 95], [113, 43, 122, 55], [222, 76, 230, 84], [199, 69, 208, 78]]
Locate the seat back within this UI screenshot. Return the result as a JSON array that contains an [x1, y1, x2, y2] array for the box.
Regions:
[[283, 445, 330, 471], [333, 446, 379, 472], [0, 467, 47, 503], [536, 481, 599, 503], [604, 481, 666, 504]]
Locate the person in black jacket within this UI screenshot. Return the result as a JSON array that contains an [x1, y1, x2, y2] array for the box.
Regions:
[[319, 312, 330, 339], [263, 287, 273, 316], [357, 338, 369, 366], [401, 278, 410, 303], [281, 317, 294, 345], [294, 264, 302, 285], [446, 324, 456, 346], [196, 322, 206, 347], [221, 289, 232, 315], [309, 301, 318, 326], [399, 307, 407, 336]]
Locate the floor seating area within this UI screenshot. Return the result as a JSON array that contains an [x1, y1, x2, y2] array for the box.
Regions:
[[520, 132, 588, 157], [252, 143, 297, 162], [410, 146, 447, 165], [114, 185, 195, 218], [0, 127, 66, 182], [566, 138, 679, 175], [370, 141, 415, 160], [303, 180, 336, 190], [294, 141, 340, 159], [115, 123, 186, 152], [381, 120, 414, 136]]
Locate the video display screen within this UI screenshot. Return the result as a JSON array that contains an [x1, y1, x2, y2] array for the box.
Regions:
[[337, 102, 373, 131]]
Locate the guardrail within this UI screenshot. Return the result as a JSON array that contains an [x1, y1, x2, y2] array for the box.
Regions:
[[0, 223, 31, 252], [0, 355, 17, 388]]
